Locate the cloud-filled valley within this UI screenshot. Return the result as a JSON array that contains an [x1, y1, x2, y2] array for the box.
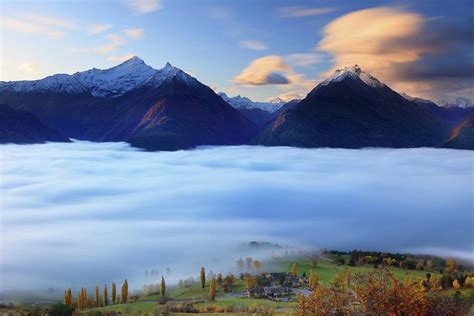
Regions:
[[0, 142, 473, 291]]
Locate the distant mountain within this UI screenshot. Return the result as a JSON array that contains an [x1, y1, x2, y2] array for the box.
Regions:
[[0, 104, 69, 144], [218, 92, 285, 113], [441, 113, 474, 150], [256, 65, 451, 148], [0, 57, 257, 150], [402, 93, 472, 124], [235, 100, 301, 128], [438, 97, 473, 109]]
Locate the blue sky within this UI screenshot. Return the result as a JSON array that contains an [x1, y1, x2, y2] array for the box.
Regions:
[[1, 0, 472, 102]]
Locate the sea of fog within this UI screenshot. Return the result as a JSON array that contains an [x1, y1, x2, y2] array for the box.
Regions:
[[0, 141, 473, 293]]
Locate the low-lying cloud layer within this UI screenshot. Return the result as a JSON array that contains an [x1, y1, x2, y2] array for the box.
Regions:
[[0, 142, 472, 292]]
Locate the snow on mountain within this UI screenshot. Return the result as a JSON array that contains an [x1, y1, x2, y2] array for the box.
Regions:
[[437, 97, 473, 109], [0, 74, 88, 94], [318, 65, 385, 89], [218, 92, 285, 113], [0, 57, 198, 97], [401, 93, 436, 105]]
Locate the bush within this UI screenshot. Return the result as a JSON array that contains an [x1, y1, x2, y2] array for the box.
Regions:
[[48, 304, 75, 316]]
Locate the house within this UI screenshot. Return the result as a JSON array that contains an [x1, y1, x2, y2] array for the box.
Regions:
[[247, 287, 265, 298], [264, 286, 292, 298]]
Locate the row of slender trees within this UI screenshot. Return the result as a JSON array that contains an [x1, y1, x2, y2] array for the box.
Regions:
[[63, 279, 129, 308]]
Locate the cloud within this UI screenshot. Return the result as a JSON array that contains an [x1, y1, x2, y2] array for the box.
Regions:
[[269, 92, 304, 102], [0, 15, 68, 39], [68, 32, 129, 55], [1, 142, 472, 291], [106, 53, 137, 62], [233, 56, 290, 85], [89, 24, 112, 35], [123, 28, 144, 39], [123, 0, 162, 14], [239, 40, 268, 51], [317, 7, 474, 101], [277, 6, 338, 17], [18, 63, 38, 73]]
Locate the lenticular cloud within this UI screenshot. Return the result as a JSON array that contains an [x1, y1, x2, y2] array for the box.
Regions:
[[0, 141, 472, 291]]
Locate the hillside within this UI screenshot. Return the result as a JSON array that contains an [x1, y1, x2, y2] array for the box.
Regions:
[[0, 104, 69, 144]]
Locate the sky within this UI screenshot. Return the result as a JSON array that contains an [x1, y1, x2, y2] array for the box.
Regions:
[[1, 141, 472, 291], [0, 0, 473, 102]]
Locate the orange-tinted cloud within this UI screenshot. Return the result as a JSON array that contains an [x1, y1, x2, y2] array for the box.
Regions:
[[317, 7, 474, 101], [233, 56, 290, 85]]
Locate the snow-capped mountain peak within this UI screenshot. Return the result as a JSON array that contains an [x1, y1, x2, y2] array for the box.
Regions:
[[320, 65, 385, 89], [0, 56, 198, 97]]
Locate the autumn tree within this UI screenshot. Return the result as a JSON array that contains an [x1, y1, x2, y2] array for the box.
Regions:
[[291, 263, 298, 276], [217, 273, 223, 288], [309, 270, 320, 289], [244, 274, 257, 289], [416, 259, 425, 270], [95, 285, 100, 307], [253, 260, 262, 272], [453, 279, 460, 289], [111, 282, 116, 304], [103, 284, 108, 306], [161, 276, 166, 299], [78, 289, 82, 309], [446, 258, 457, 274], [427, 259, 434, 270], [209, 276, 216, 301], [67, 288, 72, 305], [200, 267, 206, 288], [121, 279, 128, 303]]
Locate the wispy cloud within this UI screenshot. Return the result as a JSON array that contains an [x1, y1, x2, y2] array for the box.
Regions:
[[239, 40, 268, 51], [107, 53, 136, 62], [67, 33, 127, 55], [277, 6, 338, 18], [123, 0, 162, 14], [89, 24, 112, 35], [18, 63, 38, 73], [268, 92, 303, 102], [0, 14, 72, 39], [123, 28, 144, 40]]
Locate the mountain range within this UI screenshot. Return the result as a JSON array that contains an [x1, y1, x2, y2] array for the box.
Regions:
[[0, 57, 472, 150]]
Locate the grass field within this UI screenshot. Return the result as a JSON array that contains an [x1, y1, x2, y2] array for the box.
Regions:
[[267, 256, 440, 284], [81, 256, 455, 315]]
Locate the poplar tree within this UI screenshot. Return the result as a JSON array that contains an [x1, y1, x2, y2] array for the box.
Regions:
[[217, 273, 223, 288], [160, 276, 166, 299], [209, 276, 216, 301], [78, 289, 82, 309], [67, 288, 72, 305], [64, 290, 67, 305], [200, 267, 206, 288], [83, 288, 87, 308], [122, 279, 128, 303], [291, 263, 298, 276], [112, 282, 117, 304], [103, 284, 108, 306], [95, 285, 100, 307]]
